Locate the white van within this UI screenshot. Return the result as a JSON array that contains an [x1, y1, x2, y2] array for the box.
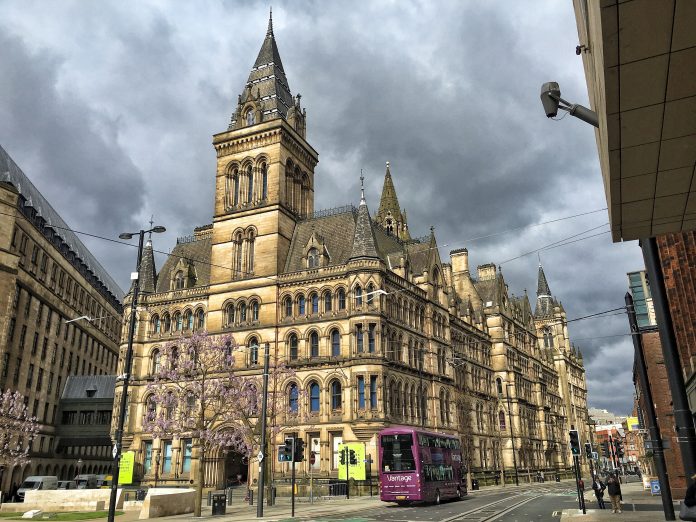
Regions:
[[74, 474, 98, 489], [17, 476, 59, 501]]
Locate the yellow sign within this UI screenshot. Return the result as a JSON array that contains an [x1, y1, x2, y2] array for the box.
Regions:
[[337, 442, 366, 480], [118, 451, 135, 484], [626, 416, 640, 431]]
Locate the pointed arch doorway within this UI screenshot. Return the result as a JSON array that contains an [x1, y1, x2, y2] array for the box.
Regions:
[[222, 449, 249, 489]]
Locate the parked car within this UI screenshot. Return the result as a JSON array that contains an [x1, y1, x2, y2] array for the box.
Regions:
[[17, 476, 59, 501], [74, 474, 98, 489], [57, 480, 78, 490]]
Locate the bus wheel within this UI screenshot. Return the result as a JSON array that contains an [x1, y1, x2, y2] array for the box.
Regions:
[[456, 487, 463, 500], [434, 489, 441, 505]]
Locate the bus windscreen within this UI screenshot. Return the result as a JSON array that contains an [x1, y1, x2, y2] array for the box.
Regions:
[[380, 434, 416, 472]]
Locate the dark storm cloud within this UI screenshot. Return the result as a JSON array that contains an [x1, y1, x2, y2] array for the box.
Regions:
[[0, 0, 644, 414]]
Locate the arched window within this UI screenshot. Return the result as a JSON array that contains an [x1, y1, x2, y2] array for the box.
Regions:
[[289, 334, 298, 360], [440, 390, 447, 424], [308, 248, 319, 268], [496, 378, 503, 396], [232, 168, 240, 206], [174, 312, 182, 331], [151, 315, 160, 334], [195, 309, 205, 330], [366, 283, 375, 305], [151, 349, 161, 374], [163, 313, 171, 332], [309, 381, 320, 413], [246, 108, 255, 126], [288, 383, 299, 413], [246, 229, 255, 274], [249, 337, 259, 365], [338, 289, 346, 310], [499, 410, 506, 430], [310, 293, 319, 314], [331, 329, 340, 357], [544, 328, 554, 348], [261, 162, 268, 200], [251, 301, 259, 322], [298, 295, 306, 316], [170, 347, 179, 370], [247, 165, 254, 203], [239, 302, 247, 322], [324, 291, 332, 312], [145, 395, 157, 422], [174, 271, 184, 290], [310, 331, 319, 357], [226, 304, 236, 326], [283, 296, 292, 318], [354, 285, 363, 305], [235, 232, 243, 278], [330, 380, 342, 410], [184, 310, 193, 331]]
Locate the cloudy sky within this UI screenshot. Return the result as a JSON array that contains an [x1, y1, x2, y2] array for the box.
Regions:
[[0, 1, 644, 415]]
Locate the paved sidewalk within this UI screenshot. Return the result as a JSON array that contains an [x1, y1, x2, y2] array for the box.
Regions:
[[561, 481, 680, 521]]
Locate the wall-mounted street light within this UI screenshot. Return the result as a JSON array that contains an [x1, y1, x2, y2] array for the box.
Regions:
[[76, 458, 83, 488], [108, 224, 166, 522], [540, 82, 598, 127]]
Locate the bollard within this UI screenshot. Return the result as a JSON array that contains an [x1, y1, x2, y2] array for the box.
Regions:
[[248, 488, 254, 506]]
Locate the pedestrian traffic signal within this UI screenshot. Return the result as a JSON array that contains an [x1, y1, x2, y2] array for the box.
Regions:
[[584, 442, 592, 458], [569, 430, 580, 456], [294, 438, 305, 462], [349, 449, 357, 465], [339, 448, 346, 465], [601, 441, 610, 458], [284, 437, 294, 458]]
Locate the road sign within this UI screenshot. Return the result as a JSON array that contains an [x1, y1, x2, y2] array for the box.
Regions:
[[309, 451, 316, 465], [112, 445, 118, 459], [650, 480, 661, 495], [258, 452, 264, 462]]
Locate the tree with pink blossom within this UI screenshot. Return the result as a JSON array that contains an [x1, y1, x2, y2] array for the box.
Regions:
[[0, 389, 39, 468], [142, 331, 294, 517]]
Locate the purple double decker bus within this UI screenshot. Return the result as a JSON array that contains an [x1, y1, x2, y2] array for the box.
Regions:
[[378, 426, 467, 505]]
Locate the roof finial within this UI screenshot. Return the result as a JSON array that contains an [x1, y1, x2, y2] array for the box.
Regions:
[[148, 215, 155, 240], [267, 7, 273, 36], [360, 169, 366, 205]]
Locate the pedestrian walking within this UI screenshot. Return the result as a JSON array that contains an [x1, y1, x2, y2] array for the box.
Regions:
[[592, 477, 606, 509], [607, 474, 622, 514]]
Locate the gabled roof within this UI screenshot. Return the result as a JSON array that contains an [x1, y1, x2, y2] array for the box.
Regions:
[[230, 11, 294, 127], [155, 236, 212, 293], [61, 375, 116, 400]]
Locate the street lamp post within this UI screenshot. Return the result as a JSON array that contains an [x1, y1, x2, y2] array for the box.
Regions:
[[505, 383, 519, 486], [108, 225, 166, 522], [76, 459, 83, 488]]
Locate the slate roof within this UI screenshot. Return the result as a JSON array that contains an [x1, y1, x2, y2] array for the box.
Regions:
[[61, 375, 116, 400], [0, 145, 124, 301], [230, 11, 294, 127], [535, 264, 559, 317], [349, 201, 380, 260], [155, 236, 212, 293], [129, 239, 157, 295]]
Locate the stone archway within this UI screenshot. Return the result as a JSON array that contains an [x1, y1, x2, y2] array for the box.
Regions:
[[222, 450, 249, 489]]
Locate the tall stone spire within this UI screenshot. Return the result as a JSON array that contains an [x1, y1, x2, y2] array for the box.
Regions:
[[229, 10, 294, 128], [349, 176, 379, 261], [375, 161, 410, 240], [534, 263, 555, 317], [537, 263, 551, 297], [129, 239, 157, 295]]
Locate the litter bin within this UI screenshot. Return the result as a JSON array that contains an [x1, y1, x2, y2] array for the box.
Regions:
[[471, 479, 479, 491], [555, 474, 561, 482], [212, 493, 226, 515], [136, 489, 147, 501]]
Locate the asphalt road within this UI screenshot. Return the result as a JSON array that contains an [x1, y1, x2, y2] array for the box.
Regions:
[[327, 482, 582, 522]]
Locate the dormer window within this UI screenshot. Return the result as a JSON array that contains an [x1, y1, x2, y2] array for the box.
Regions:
[[246, 109, 255, 126], [307, 248, 319, 268], [174, 271, 185, 290]]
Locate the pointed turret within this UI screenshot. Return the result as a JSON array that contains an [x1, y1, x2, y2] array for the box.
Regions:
[[349, 176, 380, 261], [128, 239, 157, 295], [229, 9, 295, 128], [534, 263, 557, 317], [375, 162, 410, 240]]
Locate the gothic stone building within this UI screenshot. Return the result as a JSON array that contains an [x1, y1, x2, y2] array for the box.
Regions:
[[0, 146, 122, 492], [120, 16, 589, 487]]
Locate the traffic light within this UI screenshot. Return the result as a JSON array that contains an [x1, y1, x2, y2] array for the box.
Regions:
[[283, 437, 294, 461], [339, 447, 346, 465], [614, 439, 624, 458], [584, 442, 592, 458], [601, 441, 610, 458], [349, 449, 357, 465], [294, 438, 305, 462], [569, 430, 580, 456]]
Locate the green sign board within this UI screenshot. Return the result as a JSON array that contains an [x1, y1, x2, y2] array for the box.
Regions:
[[337, 442, 366, 481], [118, 451, 135, 484]]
